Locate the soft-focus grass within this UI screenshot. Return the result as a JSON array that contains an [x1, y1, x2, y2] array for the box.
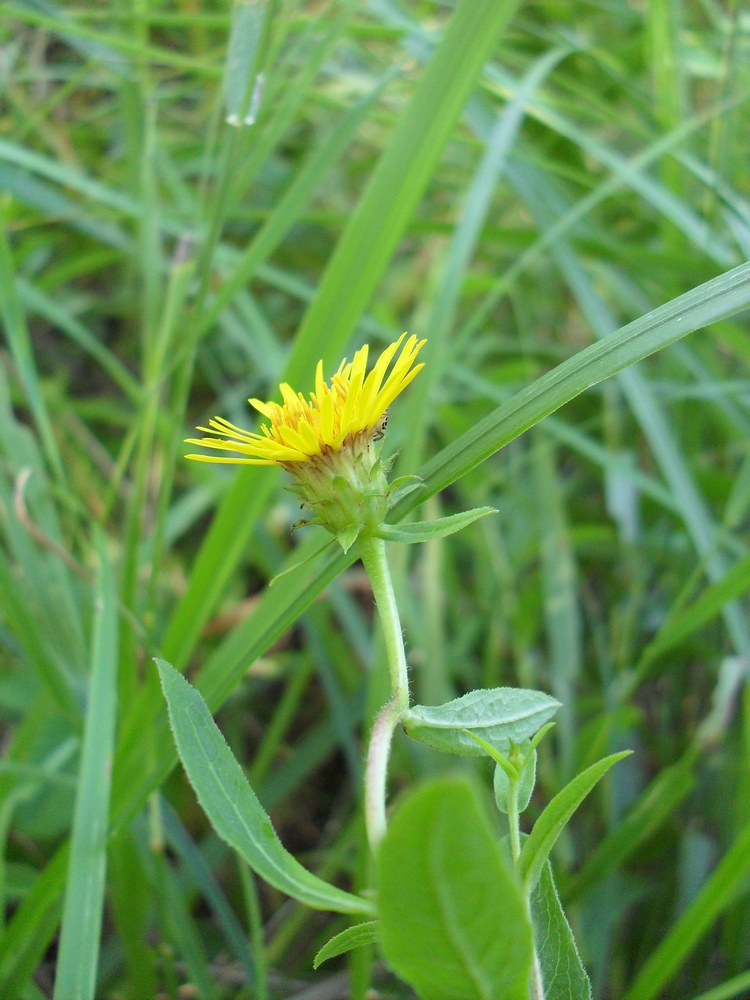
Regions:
[[1, 1, 749, 998]]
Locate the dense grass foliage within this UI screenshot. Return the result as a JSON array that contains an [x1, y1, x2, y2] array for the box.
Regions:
[[1, 1, 749, 997]]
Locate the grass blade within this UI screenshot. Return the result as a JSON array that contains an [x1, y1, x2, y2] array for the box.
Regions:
[[623, 815, 750, 1000], [53, 535, 118, 1000], [163, 0, 522, 669]]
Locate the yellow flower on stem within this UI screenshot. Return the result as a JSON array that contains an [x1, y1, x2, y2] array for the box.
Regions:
[[186, 333, 426, 544]]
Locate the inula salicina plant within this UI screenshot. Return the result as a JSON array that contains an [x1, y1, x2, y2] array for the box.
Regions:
[[163, 331, 629, 997], [1, 0, 750, 997]]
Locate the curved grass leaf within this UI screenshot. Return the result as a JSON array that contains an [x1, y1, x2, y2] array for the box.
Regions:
[[404, 688, 560, 756], [395, 261, 750, 517], [518, 752, 631, 890], [313, 922, 379, 969], [156, 659, 372, 916], [378, 777, 533, 1000]]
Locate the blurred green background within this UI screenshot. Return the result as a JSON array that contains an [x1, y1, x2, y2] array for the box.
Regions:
[[1, 0, 750, 997]]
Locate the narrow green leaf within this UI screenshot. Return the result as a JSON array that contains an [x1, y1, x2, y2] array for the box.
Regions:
[[377, 507, 497, 544], [531, 862, 591, 1000], [562, 751, 695, 904], [201, 74, 390, 334], [155, 853, 217, 1000], [54, 536, 118, 1000], [156, 659, 372, 916], [464, 731, 519, 780], [313, 922, 379, 969], [404, 688, 560, 757], [518, 752, 631, 890], [378, 777, 533, 1000], [0, 844, 68, 997]]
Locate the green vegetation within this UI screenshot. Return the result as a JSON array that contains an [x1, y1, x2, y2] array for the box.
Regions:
[[1, 0, 749, 997]]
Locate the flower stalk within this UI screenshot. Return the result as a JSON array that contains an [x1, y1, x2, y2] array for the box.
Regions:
[[186, 336, 426, 851], [359, 534, 410, 850]]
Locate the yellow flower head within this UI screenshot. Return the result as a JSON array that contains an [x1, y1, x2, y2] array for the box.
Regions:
[[186, 333, 425, 467], [186, 334, 426, 544]]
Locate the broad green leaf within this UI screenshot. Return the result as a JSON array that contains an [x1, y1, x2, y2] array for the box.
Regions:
[[377, 507, 496, 544], [313, 922, 379, 969], [54, 535, 118, 1000], [404, 688, 560, 756], [378, 777, 533, 1000], [495, 749, 537, 815], [156, 659, 372, 916], [518, 752, 631, 890], [531, 862, 591, 1000]]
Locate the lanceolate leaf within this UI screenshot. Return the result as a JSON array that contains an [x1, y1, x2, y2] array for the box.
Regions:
[[377, 507, 496, 544], [518, 752, 632, 890], [313, 922, 379, 969], [404, 688, 560, 756], [156, 659, 373, 916]]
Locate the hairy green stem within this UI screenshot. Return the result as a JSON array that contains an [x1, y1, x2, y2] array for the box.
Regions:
[[358, 536, 410, 710], [364, 699, 402, 850], [358, 535, 410, 850]]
